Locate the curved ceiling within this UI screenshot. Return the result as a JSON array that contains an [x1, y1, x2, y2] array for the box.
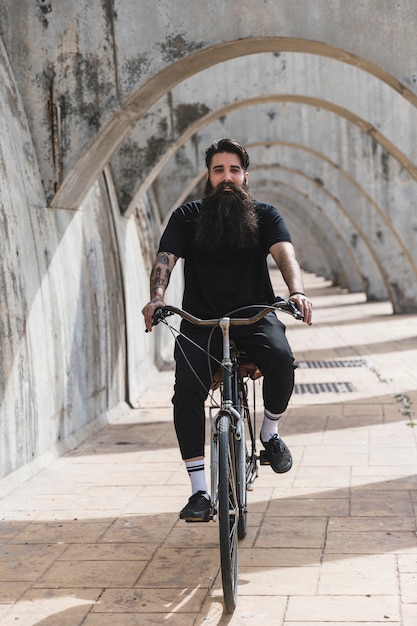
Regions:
[[50, 39, 417, 209], [47, 40, 417, 313]]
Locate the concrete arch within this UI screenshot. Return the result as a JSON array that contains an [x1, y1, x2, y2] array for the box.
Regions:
[[252, 142, 414, 280], [268, 193, 338, 284], [135, 94, 417, 210], [5, 0, 417, 207], [142, 96, 416, 310], [167, 157, 376, 299], [258, 186, 364, 295], [159, 147, 369, 295], [160, 145, 408, 305], [40, 35, 417, 312], [159, 152, 376, 299], [118, 51, 417, 218], [250, 168, 387, 299], [255, 167, 409, 309], [155, 107, 417, 265], [49, 38, 417, 211], [164, 141, 404, 271]]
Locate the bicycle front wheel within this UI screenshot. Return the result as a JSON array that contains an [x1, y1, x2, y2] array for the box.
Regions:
[[218, 412, 239, 613]]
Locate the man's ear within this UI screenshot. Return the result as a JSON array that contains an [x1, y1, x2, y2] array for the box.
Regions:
[[244, 172, 249, 184]]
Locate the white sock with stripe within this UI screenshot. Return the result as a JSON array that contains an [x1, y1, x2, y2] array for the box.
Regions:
[[261, 408, 283, 442], [185, 459, 209, 498]]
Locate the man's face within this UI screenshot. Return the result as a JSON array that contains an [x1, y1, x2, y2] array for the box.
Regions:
[[195, 152, 258, 254], [206, 152, 249, 191]]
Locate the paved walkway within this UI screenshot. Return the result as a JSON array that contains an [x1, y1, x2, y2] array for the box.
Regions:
[[1, 273, 417, 625]]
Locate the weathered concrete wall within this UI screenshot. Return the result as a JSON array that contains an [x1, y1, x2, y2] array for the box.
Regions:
[[2, 0, 417, 481], [2, 0, 415, 311], [3, 0, 417, 209], [0, 37, 130, 482], [0, 27, 181, 483], [103, 167, 183, 408]]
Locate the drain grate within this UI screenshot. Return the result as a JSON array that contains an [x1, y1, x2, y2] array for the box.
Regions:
[[294, 382, 355, 394], [297, 359, 367, 369]]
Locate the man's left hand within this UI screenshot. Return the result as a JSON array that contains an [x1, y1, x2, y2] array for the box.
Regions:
[[289, 294, 313, 325]]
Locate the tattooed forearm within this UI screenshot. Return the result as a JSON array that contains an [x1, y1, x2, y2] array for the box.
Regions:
[[149, 251, 177, 300], [150, 267, 171, 297]]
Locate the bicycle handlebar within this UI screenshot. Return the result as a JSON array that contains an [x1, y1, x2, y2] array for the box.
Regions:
[[151, 299, 304, 329]]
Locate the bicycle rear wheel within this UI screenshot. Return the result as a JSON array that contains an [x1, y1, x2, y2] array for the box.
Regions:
[[218, 412, 239, 613]]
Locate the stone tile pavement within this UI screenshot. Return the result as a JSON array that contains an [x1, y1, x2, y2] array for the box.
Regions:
[[1, 273, 417, 625]]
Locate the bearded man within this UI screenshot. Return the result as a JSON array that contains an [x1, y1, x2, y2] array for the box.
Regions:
[[142, 138, 313, 522]]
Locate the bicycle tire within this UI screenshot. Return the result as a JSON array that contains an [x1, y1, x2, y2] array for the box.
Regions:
[[218, 412, 239, 613], [236, 385, 248, 540], [233, 368, 248, 540], [237, 403, 248, 540]]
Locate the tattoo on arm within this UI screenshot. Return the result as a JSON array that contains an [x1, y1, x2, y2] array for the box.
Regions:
[[149, 252, 176, 299], [157, 252, 170, 266]]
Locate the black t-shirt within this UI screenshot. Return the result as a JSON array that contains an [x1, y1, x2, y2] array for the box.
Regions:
[[158, 200, 292, 318]]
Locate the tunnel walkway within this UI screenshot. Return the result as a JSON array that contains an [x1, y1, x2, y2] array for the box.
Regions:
[[0, 273, 416, 625]]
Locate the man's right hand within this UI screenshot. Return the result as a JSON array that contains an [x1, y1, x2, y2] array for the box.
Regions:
[[141, 298, 166, 332]]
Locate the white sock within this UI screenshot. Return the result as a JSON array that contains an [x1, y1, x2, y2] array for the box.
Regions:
[[185, 460, 209, 498], [261, 409, 283, 442]]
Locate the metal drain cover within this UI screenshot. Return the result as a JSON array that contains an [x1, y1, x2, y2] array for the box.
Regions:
[[297, 359, 367, 369], [294, 382, 355, 394]]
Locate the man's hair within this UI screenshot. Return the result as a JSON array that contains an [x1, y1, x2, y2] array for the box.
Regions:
[[205, 138, 250, 171]]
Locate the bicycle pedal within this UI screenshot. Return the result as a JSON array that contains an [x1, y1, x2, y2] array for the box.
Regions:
[[259, 449, 270, 465], [185, 518, 211, 523]]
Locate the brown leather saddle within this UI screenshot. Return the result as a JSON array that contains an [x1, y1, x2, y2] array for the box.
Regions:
[[211, 343, 263, 389]]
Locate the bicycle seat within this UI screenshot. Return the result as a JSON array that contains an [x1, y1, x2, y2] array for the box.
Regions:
[[211, 343, 263, 389], [238, 358, 263, 380]]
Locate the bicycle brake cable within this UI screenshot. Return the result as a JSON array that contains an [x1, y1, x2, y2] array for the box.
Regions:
[[158, 317, 223, 407]]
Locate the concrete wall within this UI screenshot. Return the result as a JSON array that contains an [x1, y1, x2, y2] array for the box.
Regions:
[[0, 37, 131, 483], [2, 1, 417, 481], [0, 28, 178, 483], [1, 0, 416, 311]]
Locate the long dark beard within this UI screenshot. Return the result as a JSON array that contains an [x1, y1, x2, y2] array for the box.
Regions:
[[193, 182, 259, 254]]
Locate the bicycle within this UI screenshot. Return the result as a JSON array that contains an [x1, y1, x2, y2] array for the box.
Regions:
[[152, 299, 303, 612]]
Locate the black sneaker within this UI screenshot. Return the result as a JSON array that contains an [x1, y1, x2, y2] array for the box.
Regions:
[[179, 490, 211, 522], [261, 434, 293, 473]]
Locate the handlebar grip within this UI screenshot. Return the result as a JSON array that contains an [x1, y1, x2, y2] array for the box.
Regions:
[[152, 308, 164, 326], [152, 307, 175, 326], [274, 295, 303, 319], [144, 307, 166, 333], [286, 300, 304, 320]]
